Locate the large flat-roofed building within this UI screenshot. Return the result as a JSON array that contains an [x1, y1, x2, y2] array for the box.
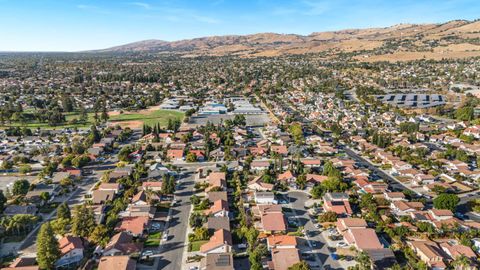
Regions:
[[376, 94, 446, 108]]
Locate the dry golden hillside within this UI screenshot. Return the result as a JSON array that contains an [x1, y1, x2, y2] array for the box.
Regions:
[[99, 19, 480, 61]]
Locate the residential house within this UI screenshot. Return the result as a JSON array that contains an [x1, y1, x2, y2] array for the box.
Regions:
[[247, 176, 274, 191], [254, 192, 277, 205], [270, 248, 300, 270], [408, 241, 447, 270], [391, 201, 424, 216], [92, 190, 116, 204], [167, 149, 184, 161], [200, 253, 233, 270], [131, 191, 148, 206], [98, 183, 122, 194], [250, 160, 270, 172], [103, 232, 142, 256], [206, 172, 227, 192], [142, 182, 162, 192], [205, 216, 230, 233], [266, 235, 297, 251], [323, 192, 352, 216], [204, 200, 229, 217], [206, 191, 228, 203], [98, 256, 136, 270], [343, 228, 383, 251], [115, 216, 150, 237], [2, 257, 38, 270], [383, 192, 406, 202], [55, 236, 84, 269], [200, 229, 232, 255], [336, 218, 368, 235]]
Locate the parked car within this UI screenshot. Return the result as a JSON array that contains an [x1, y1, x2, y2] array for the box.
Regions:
[[142, 250, 153, 257]]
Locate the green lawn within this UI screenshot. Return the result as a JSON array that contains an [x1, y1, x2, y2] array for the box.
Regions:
[[144, 231, 162, 247], [0, 109, 183, 130], [189, 240, 208, 252], [109, 109, 184, 127]]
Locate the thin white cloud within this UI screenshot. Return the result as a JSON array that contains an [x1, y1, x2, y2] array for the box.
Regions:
[[76, 4, 111, 14], [130, 2, 152, 10], [192, 15, 220, 24]]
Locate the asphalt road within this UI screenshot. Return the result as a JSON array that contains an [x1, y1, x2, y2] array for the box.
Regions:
[[343, 147, 422, 196], [19, 172, 100, 254], [285, 191, 344, 270], [156, 170, 195, 270]]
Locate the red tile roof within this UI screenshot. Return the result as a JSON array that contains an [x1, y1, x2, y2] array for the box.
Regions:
[[58, 236, 84, 256]]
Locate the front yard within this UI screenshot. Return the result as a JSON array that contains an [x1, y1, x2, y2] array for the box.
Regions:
[[144, 231, 162, 247], [189, 240, 208, 252]]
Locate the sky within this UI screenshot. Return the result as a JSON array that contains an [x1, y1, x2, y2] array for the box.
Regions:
[[0, 0, 479, 52]]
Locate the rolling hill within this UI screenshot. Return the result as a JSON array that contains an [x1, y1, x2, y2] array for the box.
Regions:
[[98, 19, 480, 61]]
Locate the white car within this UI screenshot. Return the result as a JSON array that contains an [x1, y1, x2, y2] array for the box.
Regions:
[[336, 242, 348, 248], [142, 250, 154, 257], [189, 267, 199, 270]]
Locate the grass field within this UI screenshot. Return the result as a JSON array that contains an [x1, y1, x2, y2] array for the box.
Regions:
[[0, 108, 184, 130], [0, 111, 96, 129], [109, 109, 184, 128]]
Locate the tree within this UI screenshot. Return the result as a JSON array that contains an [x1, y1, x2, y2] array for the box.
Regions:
[[189, 212, 207, 228], [51, 218, 70, 236], [19, 165, 32, 174], [1, 160, 13, 170], [71, 204, 95, 238], [288, 261, 311, 270], [289, 123, 304, 145], [245, 226, 259, 249], [356, 251, 372, 270], [191, 227, 209, 241], [40, 192, 50, 203], [320, 177, 347, 192], [310, 185, 323, 199], [186, 152, 197, 163], [57, 203, 71, 219], [433, 193, 460, 211], [318, 211, 337, 223], [295, 174, 306, 190], [161, 175, 175, 195], [37, 222, 61, 270], [90, 224, 109, 247], [12, 179, 30, 196]]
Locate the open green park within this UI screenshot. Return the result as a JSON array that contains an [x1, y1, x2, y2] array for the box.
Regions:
[[0, 109, 184, 130]]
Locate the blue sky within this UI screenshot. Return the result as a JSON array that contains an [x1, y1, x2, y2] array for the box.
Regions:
[[0, 0, 479, 51]]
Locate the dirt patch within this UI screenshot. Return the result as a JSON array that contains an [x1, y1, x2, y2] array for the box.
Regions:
[[137, 105, 161, 115], [355, 50, 480, 62], [108, 110, 121, 116], [111, 120, 143, 129]]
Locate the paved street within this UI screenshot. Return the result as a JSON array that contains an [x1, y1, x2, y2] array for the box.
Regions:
[[344, 147, 421, 195], [19, 169, 103, 254], [155, 169, 195, 270], [286, 191, 345, 270]]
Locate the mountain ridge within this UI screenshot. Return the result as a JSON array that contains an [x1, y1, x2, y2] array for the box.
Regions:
[[96, 19, 480, 61]]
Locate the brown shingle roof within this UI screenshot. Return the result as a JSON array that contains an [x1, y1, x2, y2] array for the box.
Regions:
[[98, 256, 136, 270]]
